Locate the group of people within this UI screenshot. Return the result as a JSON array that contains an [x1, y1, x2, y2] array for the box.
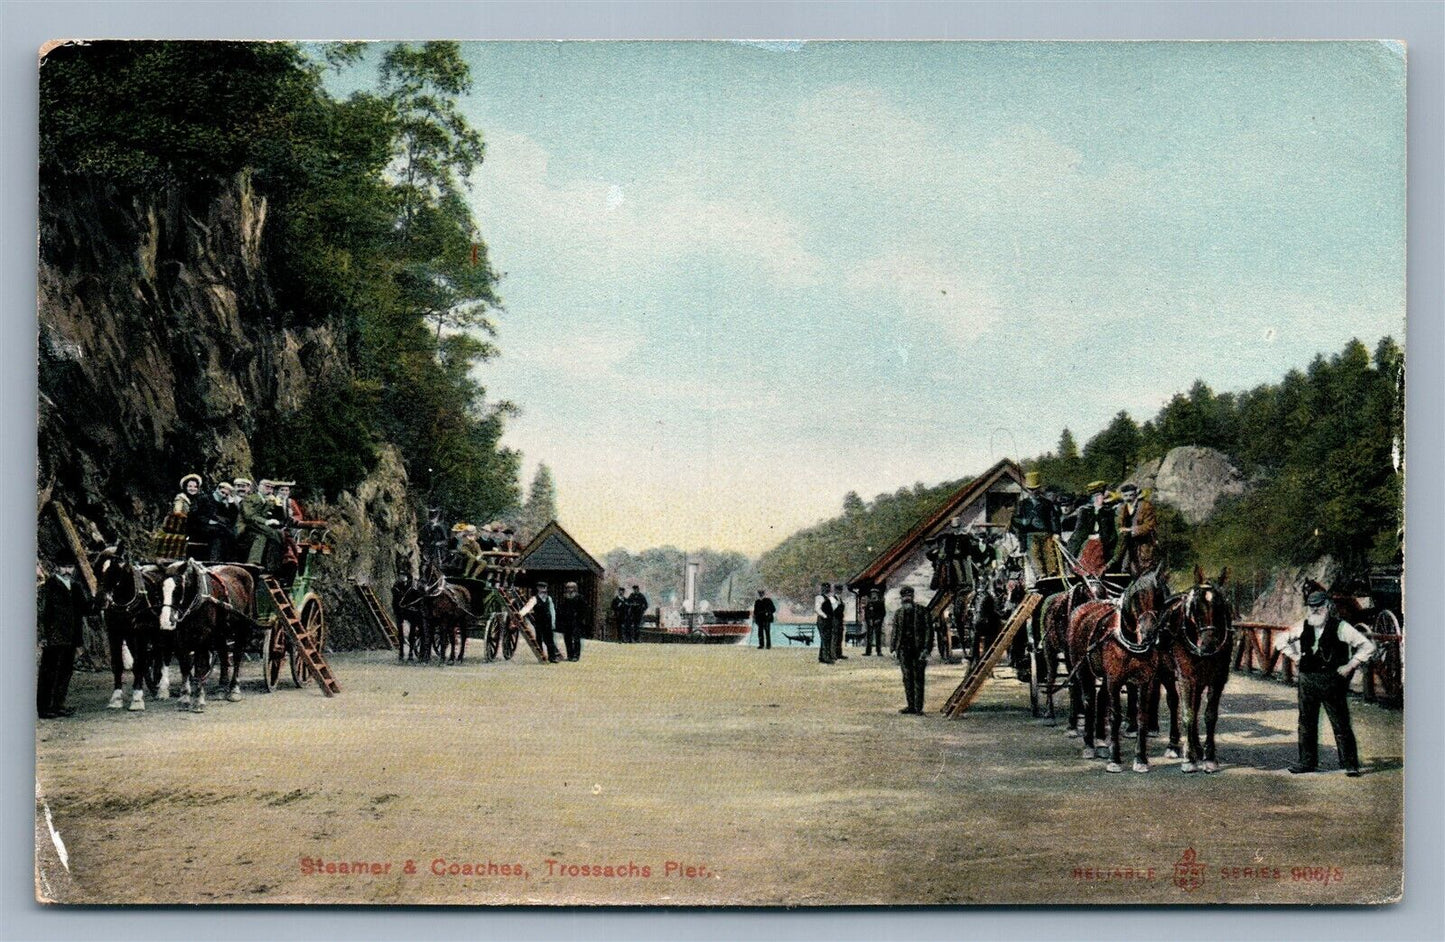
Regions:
[[609, 586, 650, 642], [168, 472, 309, 571], [529, 580, 588, 663], [417, 507, 521, 580]]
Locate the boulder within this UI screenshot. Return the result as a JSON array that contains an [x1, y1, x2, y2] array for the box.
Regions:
[[1128, 446, 1246, 524]]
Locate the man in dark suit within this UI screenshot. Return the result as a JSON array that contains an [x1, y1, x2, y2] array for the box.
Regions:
[[625, 585, 648, 642], [752, 589, 776, 649], [1066, 481, 1118, 576], [531, 581, 560, 662], [814, 582, 835, 664], [37, 561, 93, 718], [890, 586, 933, 714], [863, 589, 886, 656], [610, 587, 629, 642], [557, 581, 586, 661], [830, 583, 848, 660]]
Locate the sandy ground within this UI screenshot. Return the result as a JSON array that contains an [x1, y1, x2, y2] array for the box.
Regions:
[[35, 641, 1402, 905]]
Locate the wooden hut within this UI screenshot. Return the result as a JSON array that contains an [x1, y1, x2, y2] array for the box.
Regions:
[[517, 520, 606, 638], [847, 459, 1027, 613]]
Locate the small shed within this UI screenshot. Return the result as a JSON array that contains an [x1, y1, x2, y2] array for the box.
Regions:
[[517, 520, 606, 638], [848, 459, 1027, 613]]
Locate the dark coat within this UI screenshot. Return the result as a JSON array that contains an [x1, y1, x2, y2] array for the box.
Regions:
[[38, 571, 92, 647], [1066, 501, 1119, 560], [557, 594, 586, 634], [1011, 493, 1058, 539], [626, 590, 648, 621], [865, 597, 886, 626], [890, 602, 933, 658], [752, 597, 776, 625]]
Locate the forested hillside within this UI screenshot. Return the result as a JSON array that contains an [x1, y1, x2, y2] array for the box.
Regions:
[[757, 337, 1403, 604], [39, 41, 520, 533]]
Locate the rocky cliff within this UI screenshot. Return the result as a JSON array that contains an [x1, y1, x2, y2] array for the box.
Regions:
[[38, 172, 412, 648], [1125, 445, 1248, 525]]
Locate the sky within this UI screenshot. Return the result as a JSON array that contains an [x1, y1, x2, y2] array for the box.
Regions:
[[330, 41, 1405, 557]]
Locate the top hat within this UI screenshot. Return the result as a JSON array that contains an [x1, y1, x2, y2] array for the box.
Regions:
[[1024, 470, 1042, 489]]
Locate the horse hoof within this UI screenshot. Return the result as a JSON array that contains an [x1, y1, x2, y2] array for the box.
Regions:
[[107, 689, 125, 710], [177, 697, 190, 712], [1133, 761, 1150, 773], [1081, 746, 1095, 759], [1123, 729, 1137, 739], [156, 687, 170, 701], [1203, 761, 1219, 774], [128, 691, 145, 712], [226, 690, 242, 703], [1095, 746, 1111, 760], [1065, 728, 1081, 739], [1165, 747, 1181, 759], [1105, 762, 1124, 774], [1180, 761, 1197, 774], [192, 701, 205, 714]]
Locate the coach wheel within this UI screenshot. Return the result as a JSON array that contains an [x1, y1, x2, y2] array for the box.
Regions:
[[503, 618, 519, 660], [484, 613, 504, 661], [263, 622, 286, 692], [1374, 609, 1403, 702]]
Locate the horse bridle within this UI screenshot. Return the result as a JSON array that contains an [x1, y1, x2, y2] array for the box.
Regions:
[[1172, 585, 1232, 658]]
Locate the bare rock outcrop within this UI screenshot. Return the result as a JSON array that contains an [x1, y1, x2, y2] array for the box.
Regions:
[[1126, 446, 1247, 524]]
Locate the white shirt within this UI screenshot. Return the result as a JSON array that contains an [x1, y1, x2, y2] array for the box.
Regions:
[[1276, 616, 1376, 669], [814, 594, 830, 618]]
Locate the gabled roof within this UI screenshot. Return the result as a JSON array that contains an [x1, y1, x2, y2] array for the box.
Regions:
[[848, 459, 1025, 588], [519, 520, 605, 576]]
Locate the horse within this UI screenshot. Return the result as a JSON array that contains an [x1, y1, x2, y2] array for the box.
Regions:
[[391, 573, 429, 662], [93, 544, 169, 710], [158, 561, 256, 712], [1037, 579, 1095, 731], [1159, 566, 1234, 773], [958, 578, 1003, 664], [1065, 565, 1170, 773], [424, 579, 474, 664]]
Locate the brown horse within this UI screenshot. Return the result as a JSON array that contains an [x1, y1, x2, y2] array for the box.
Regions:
[[1066, 565, 1170, 773], [1160, 566, 1233, 773], [1038, 580, 1095, 731], [159, 561, 256, 712]]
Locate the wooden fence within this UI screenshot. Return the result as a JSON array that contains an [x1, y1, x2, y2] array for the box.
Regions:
[[1233, 622, 1403, 707]]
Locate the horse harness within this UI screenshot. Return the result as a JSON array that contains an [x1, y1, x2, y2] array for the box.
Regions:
[[170, 560, 257, 628], [1171, 585, 1233, 658]]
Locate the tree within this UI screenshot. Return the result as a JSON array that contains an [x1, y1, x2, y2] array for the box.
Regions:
[[519, 464, 558, 543]]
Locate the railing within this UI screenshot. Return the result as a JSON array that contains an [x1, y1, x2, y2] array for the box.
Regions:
[[1233, 622, 1403, 707]]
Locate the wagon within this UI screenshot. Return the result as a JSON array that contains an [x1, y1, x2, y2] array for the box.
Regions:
[[1329, 565, 1403, 705], [257, 523, 334, 692]]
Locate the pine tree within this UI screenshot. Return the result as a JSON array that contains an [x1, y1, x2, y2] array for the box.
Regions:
[[519, 464, 558, 543]]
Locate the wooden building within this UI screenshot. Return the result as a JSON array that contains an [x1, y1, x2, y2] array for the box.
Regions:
[[517, 520, 607, 639], [847, 459, 1027, 613]]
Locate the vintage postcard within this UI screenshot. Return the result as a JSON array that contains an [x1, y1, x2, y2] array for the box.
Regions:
[[35, 40, 1404, 905]]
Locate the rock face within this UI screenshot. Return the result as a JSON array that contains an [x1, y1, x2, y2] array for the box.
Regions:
[[1127, 446, 1247, 524], [38, 172, 414, 648], [1244, 556, 1341, 626]]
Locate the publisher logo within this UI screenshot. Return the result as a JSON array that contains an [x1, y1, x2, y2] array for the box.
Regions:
[[1172, 847, 1205, 893]]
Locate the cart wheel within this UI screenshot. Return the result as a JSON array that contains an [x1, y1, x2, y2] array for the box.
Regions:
[[291, 599, 324, 687], [1374, 609, 1402, 703], [484, 613, 503, 661], [263, 622, 286, 692], [502, 618, 518, 660]]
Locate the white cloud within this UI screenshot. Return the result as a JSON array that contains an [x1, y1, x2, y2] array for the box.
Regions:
[[846, 251, 1003, 346]]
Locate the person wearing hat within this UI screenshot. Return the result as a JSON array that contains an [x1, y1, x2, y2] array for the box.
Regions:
[[752, 588, 777, 650], [419, 507, 449, 577], [624, 585, 649, 642], [189, 477, 234, 561], [1065, 481, 1119, 576], [863, 588, 887, 656], [273, 481, 303, 524], [239, 478, 283, 567], [925, 517, 969, 593], [173, 473, 202, 516], [557, 581, 587, 661], [889, 586, 934, 714], [37, 559, 95, 718], [814, 582, 837, 664], [1108, 483, 1158, 578], [531, 581, 561, 662], [1010, 470, 1060, 590], [829, 582, 848, 660], [1277, 586, 1375, 775], [610, 587, 630, 642]]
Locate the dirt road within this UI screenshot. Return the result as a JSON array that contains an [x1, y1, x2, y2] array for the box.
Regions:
[[35, 642, 1402, 905]]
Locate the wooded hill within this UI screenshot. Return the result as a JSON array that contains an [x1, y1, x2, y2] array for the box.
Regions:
[[759, 337, 1403, 604]]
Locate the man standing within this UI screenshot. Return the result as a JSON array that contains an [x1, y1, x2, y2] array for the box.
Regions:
[[752, 588, 776, 650], [557, 581, 586, 662], [532, 581, 561, 662], [830, 583, 848, 660], [1011, 471, 1060, 589], [863, 589, 886, 656], [890, 586, 933, 714], [1109, 483, 1158, 577], [625, 585, 649, 642], [1066, 481, 1118, 576], [37, 561, 93, 718], [1277, 587, 1375, 776], [814, 582, 835, 664], [419, 507, 449, 576], [610, 587, 629, 642]]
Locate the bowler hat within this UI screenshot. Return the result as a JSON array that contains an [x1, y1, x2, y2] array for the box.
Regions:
[[900, 586, 915, 598], [1305, 589, 1329, 607], [1086, 480, 1107, 494]]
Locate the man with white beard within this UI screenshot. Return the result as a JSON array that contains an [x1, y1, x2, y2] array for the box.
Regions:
[[1276, 587, 1376, 776]]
